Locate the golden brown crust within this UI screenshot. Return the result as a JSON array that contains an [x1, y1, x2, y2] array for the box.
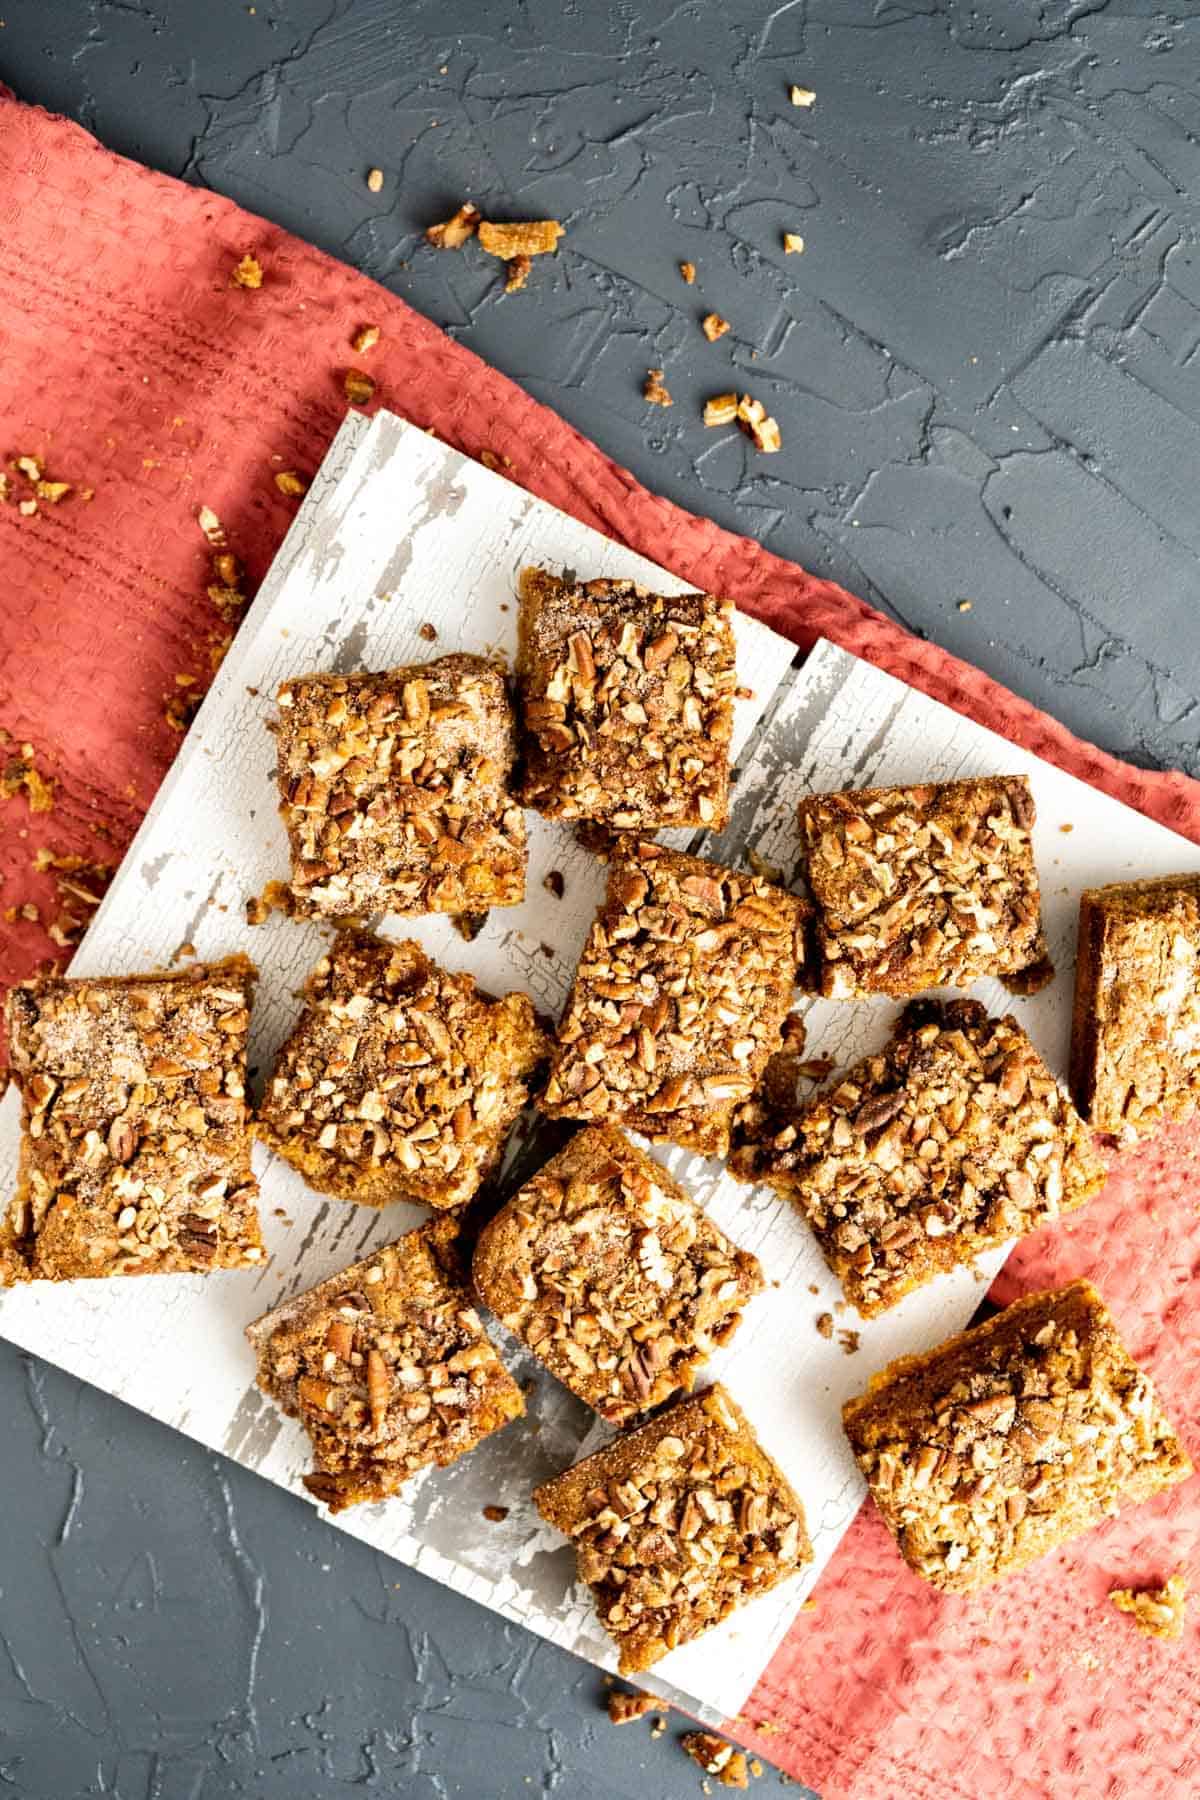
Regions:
[[472, 1124, 762, 1424], [1069, 874, 1200, 1141], [541, 838, 809, 1155], [516, 568, 736, 832], [247, 1218, 523, 1512], [534, 1384, 811, 1673], [3, 957, 263, 1282], [272, 653, 526, 920], [731, 998, 1107, 1316], [255, 929, 550, 1210], [798, 776, 1048, 998], [843, 1280, 1191, 1591]]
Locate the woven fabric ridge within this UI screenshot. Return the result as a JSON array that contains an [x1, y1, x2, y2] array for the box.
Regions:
[[0, 93, 1198, 1800]]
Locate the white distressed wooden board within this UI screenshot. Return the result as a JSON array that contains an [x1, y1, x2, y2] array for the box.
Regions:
[[4, 409, 1200, 1727]]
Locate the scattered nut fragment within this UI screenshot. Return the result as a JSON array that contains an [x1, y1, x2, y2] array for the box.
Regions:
[[36, 480, 72, 503], [418, 622, 438, 642], [274, 470, 309, 497], [198, 505, 227, 547], [366, 167, 385, 193], [643, 368, 673, 407], [450, 910, 489, 943], [680, 260, 696, 284], [478, 218, 564, 259], [482, 1503, 510, 1523], [351, 323, 381, 354], [815, 1312, 834, 1339], [837, 1327, 861, 1355], [246, 880, 294, 927], [681, 1732, 752, 1789], [543, 869, 565, 901], [702, 312, 731, 343], [425, 202, 482, 248], [480, 448, 514, 474], [344, 368, 376, 405], [783, 233, 805, 255], [504, 254, 532, 293], [703, 392, 740, 427], [15, 455, 41, 481], [790, 84, 816, 107], [245, 894, 270, 926], [606, 1688, 657, 1726], [958, 598, 973, 613], [231, 252, 264, 290], [1, 745, 56, 814], [1110, 1572, 1187, 1640]]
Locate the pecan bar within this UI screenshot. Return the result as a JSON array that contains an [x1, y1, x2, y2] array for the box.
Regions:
[[473, 1124, 763, 1424], [247, 1218, 524, 1512], [799, 775, 1049, 997], [1070, 873, 1200, 1142], [515, 568, 736, 830], [2, 957, 263, 1283], [843, 1278, 1191, 1591], [542, 839, 809, 1155], [534, 1384, 811, 1672], [255, 930, 549, 1210], [731, 998, 1106, 1316], [272, 653, 526, 918]]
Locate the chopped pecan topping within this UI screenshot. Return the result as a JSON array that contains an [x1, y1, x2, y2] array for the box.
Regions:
[[515, 567, 737, 832], [702, 312, 731, 342], [255, 929, 549, 1211], [425, 202, 482, 248], [543, 839, 808, 1156], [535, 1385, 811, 1673], [473, 1124, 763, 1424], [606, 1687, 657, 1726], [247, 1218, 523, 1511], [272, 653, 526, 919], [844, 1280, 1191, 1591], [732, 998, 1106, 1316], [643, 368, 673, 407], [799, 776, 1049, 997], [2, 957, 263, 1283]]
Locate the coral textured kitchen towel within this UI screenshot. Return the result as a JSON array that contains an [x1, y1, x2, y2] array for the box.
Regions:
[[0, 91, 1196, 1800]]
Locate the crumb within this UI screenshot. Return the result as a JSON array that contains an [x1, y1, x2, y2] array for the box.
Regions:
[[749, 1762, 763, 1779], [735, 685, 755, 701], [2, 745, 56, 814], [4, 901, 39, 924], [807, 1284, 819, 1296], [651, 1714, 667, 1739], [15, 454, 41, 481], [957, 598, 973, 613], [366, 166, 384, 192], [482, 1504, 510, 1523], [606, 1688, 657, 1726], [18, 498, 38, 517], [197, 505, 227, 546], [702, 312, 731, 342], [231, 252, 263, 290], [1110, 1572, 1186, 1641], [351, 323, 381, 354], [213, 551, 241, 587], [480, 449, 514, 473], [837, 1328, 861, 1355], [680, 261, 696, 284], [790, 85, 816, 107], [171, 940, 197, 963], [504, 254, 532, 292], [246, 880, 293, 927], [783, 233, 805, 254], [451, 910, 489, 943], [543, 869, 565, 900], [418, 622, 438, 642], [344, 369, 376, 405], [815, 1312, 834, 1339], [703, 393, 740, 427], [163, 686, 201, 733], [477, 218, 564, 260], [799, 1597, 817, 1613], [754, 1720, 781, 1735], [539, 942, 555, 959], [1060, 822, 1074, 834], [36, 480, 71, 503], [643, 367, 673, 407], [681, 1733, 750, 1790], [274, 470, 309, 498], [426, 202, 481, 249]]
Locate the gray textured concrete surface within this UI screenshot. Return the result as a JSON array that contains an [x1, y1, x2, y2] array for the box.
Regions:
[[1, 1, 1199, 1795]]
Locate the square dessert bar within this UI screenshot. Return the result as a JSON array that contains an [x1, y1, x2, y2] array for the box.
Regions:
[[535, 1384, 811, 1672], [843, 1278, 1191, 1592], [798, 775, 1049, 997], [256, 929, 549, 1210], [247, 1218, 524, 1512], [473, 1124, 763, 1425], [273, 653, 526, 919], [731, 998, 1107, 1316], [1070, 873, 1200, 1142], [515, 567, 737, 831], [541, 838, 810, 1156], [2, 957, 263, 1283]]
